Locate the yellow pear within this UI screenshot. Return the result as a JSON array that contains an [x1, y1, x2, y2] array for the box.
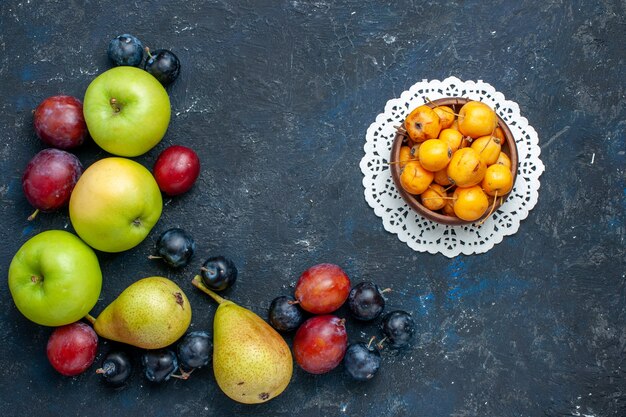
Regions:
[[88, 276, 191, 349], [191, 276, 292, 404]]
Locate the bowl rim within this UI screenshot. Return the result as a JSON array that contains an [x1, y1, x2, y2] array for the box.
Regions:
[[390, 97, 519, 226]]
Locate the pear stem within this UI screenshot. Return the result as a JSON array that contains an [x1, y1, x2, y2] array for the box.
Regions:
[[84, 314, 96, 325], [191, 275, 227, 304]]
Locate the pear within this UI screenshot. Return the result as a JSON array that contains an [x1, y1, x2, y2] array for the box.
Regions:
[[191, 276, 292, 404], [87, 276, 191, 349]]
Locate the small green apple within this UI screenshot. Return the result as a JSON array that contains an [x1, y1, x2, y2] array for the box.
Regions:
[[69, 157, 163, 253], [8, 230, 102, 327], [83, 66, 171, 157]]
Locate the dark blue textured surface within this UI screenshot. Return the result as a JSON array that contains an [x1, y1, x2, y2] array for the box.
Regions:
[[0, 1, 624, 416]]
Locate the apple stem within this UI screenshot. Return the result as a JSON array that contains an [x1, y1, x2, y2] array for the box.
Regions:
[[84, 314, 96, 326], [109, 98, 121, 113], [27, 209, 39, 221], [191, 275, 226, 305]]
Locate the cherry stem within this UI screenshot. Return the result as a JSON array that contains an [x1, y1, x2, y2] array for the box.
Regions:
[[425, 97, 461, 117], [478, 191, 499, 226], [84, 314, 96, 326], [395, 125, 408, 137], [27, 209, 39, 221], [191, 275, 227, 305], [427, 184, 444, 194], [478, 135, 499, 155]]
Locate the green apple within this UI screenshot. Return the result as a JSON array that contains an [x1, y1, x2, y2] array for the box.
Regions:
[[83, 66, 171, 157], [69, 157, 163, 253], [8, 230, 102, 327]]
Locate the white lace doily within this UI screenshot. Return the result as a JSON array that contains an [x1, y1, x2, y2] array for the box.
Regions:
[[360, 77, 545, 257]]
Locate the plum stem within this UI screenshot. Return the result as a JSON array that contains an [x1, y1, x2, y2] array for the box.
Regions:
[[95, 362, 114, 375], [376, 336, 388, 350], [367, 336, 377, 349], [380, 288, 392, 294], [27, 209, 39, 221], [148, 255, 162, 260], [144, 46, 153, 58], [191, 275, 226, 304], [171, 368, 194, 380]]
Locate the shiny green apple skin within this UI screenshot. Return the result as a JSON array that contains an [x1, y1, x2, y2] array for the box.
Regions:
[[83, 66, 171, 157], [69, 157, 163, 253], [8, 230, 102, 327]]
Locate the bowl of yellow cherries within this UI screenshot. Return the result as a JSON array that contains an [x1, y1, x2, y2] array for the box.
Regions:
[[390, 97, 518, 225]]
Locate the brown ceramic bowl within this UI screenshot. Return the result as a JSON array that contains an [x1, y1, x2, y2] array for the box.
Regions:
[[390, 97, 518, 225]]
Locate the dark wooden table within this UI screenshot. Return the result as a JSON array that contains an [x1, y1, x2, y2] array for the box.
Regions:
[[1, 1, 624, 416]]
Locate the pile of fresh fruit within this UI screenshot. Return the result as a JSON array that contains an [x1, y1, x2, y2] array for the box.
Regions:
[[396, 99, 515, 222], [8, 32, 419, 405], [267, 263, 416, 381], [7, 33, 207, 386]]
